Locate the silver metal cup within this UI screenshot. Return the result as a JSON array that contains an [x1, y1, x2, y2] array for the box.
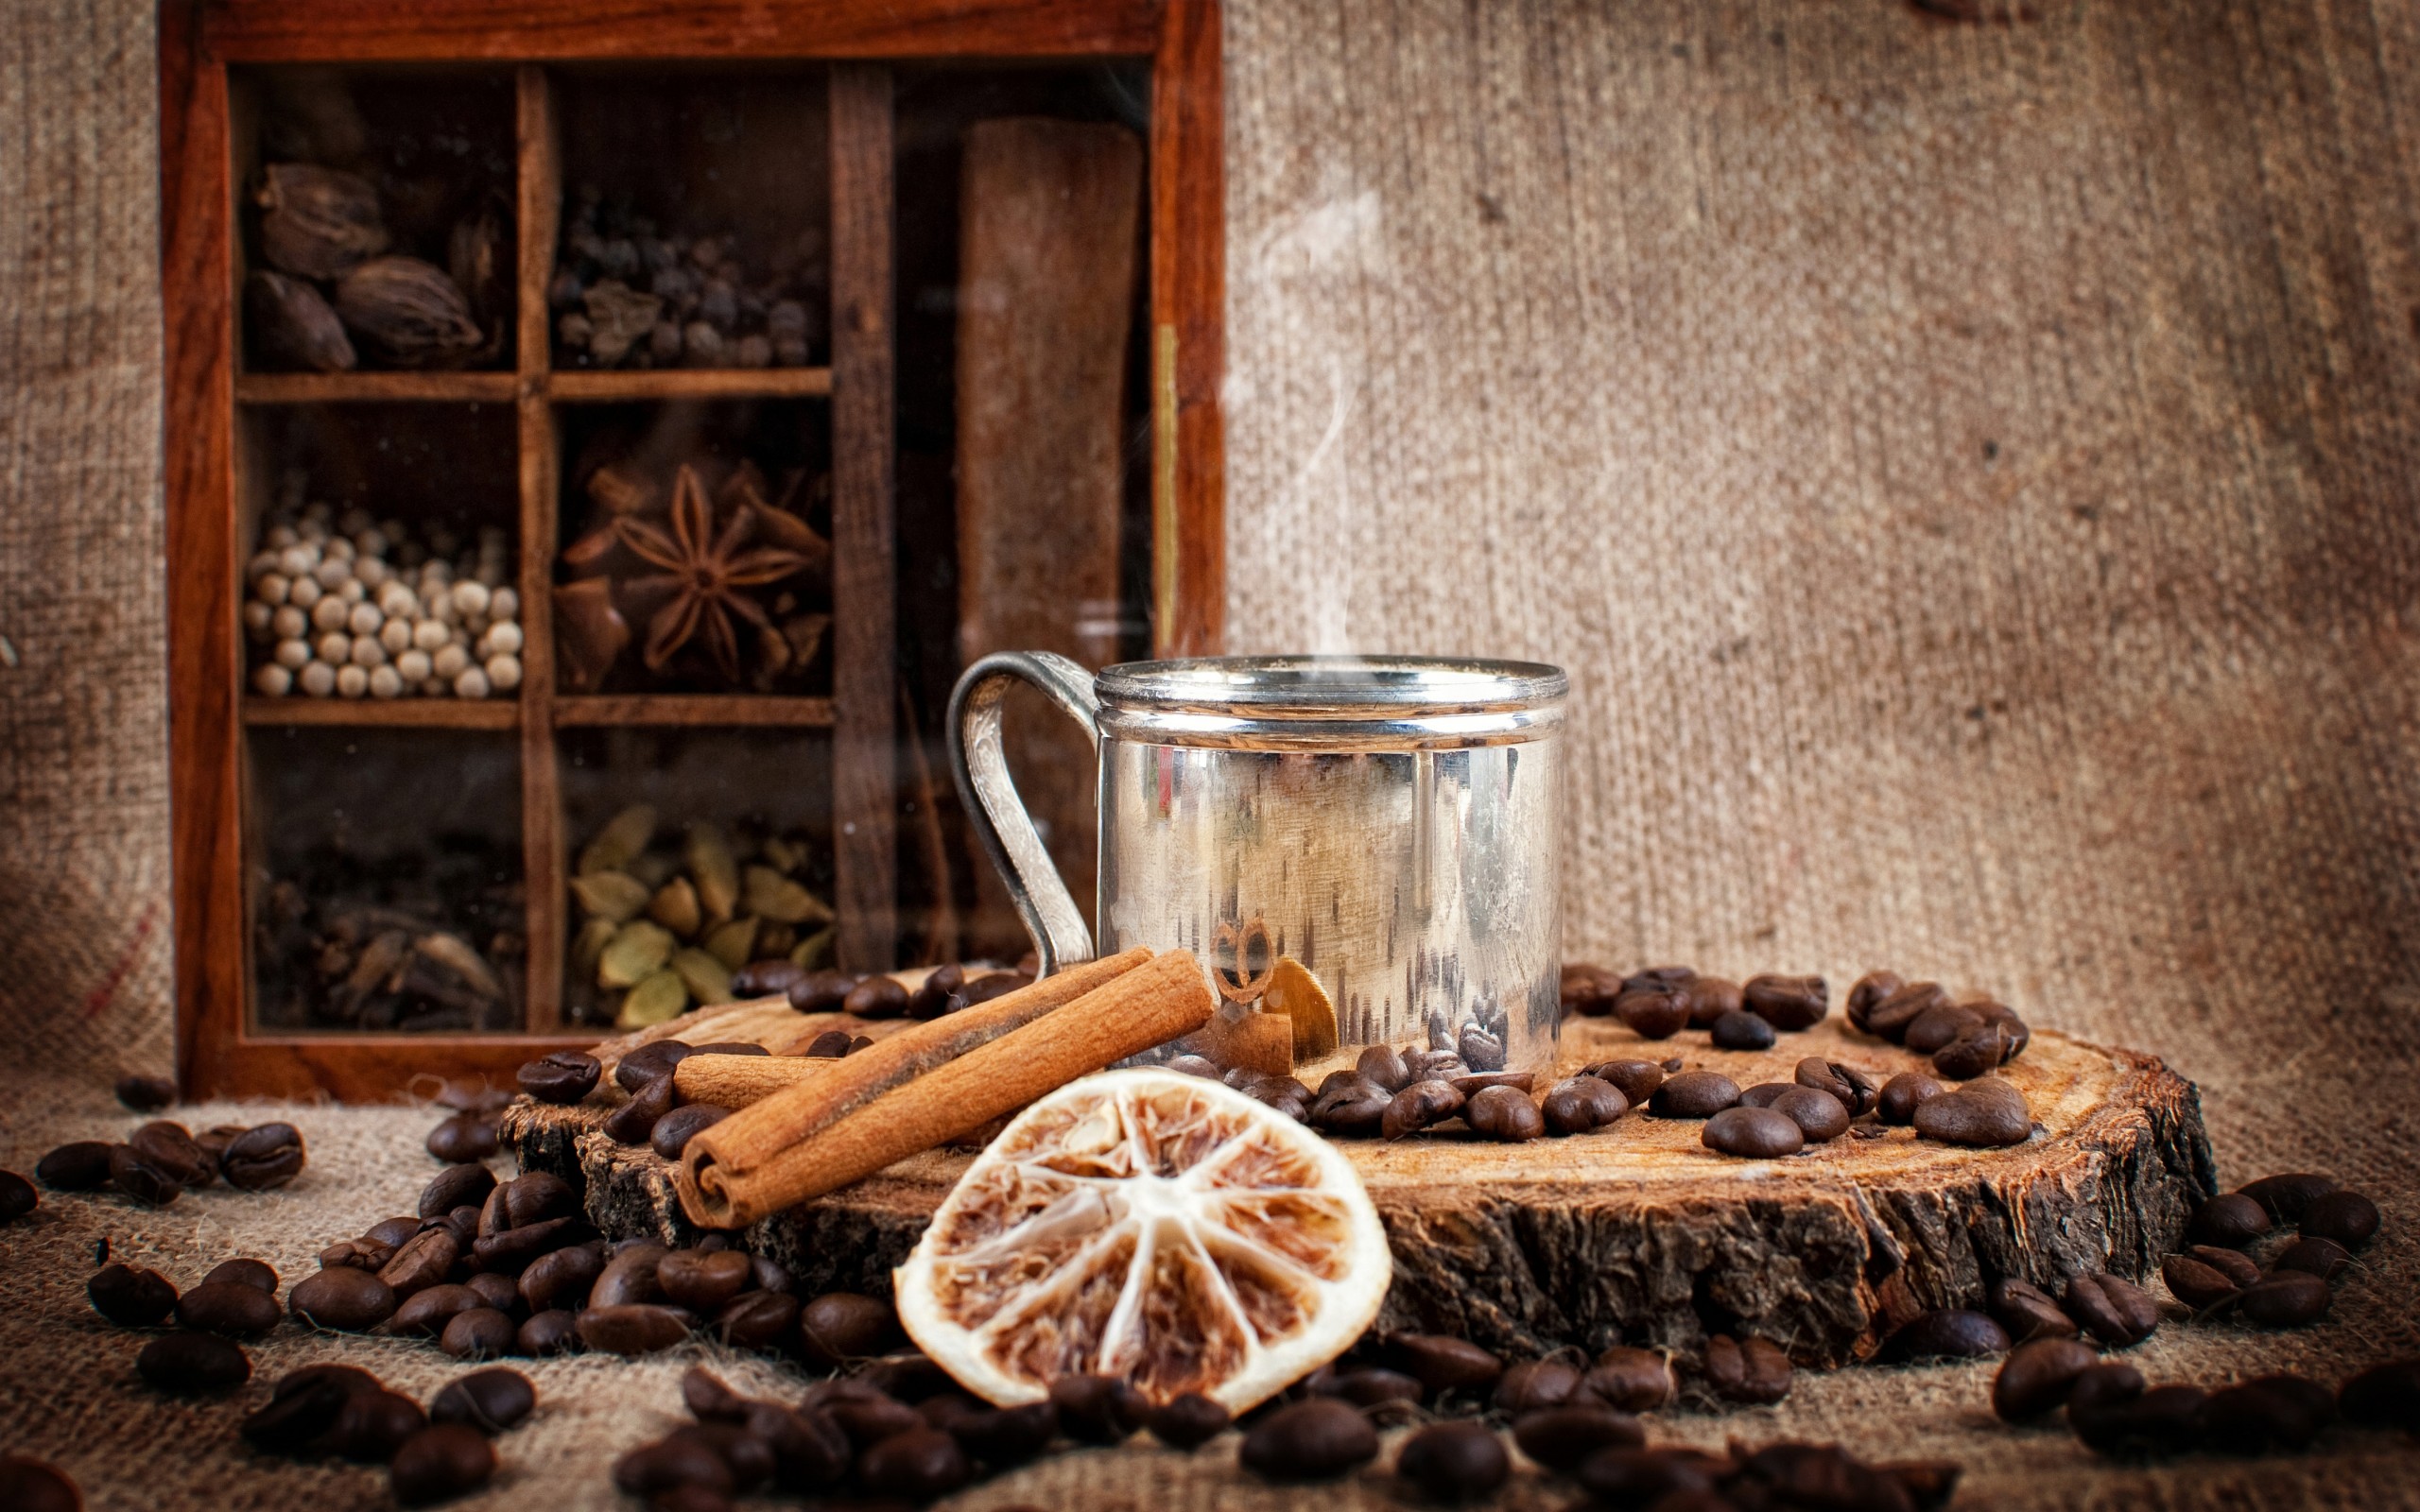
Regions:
[[948, 654, 1568, 1079]]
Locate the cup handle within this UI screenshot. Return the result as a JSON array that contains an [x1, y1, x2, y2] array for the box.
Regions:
[[946, 650, 1102, 975]]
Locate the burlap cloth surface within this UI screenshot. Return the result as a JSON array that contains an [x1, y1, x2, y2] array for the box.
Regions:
[[5, 0, 2420, 1505]]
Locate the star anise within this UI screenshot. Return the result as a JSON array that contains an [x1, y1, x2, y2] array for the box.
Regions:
[[614, 464, 812, 683]]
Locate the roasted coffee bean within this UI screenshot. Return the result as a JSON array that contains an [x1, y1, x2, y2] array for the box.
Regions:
[[1864, 981, 1951, 1043], [105, 1144, 181, 1207], [1351, 1043, 1409, 1092], [658, 1249, 752, 1312], [1987, 1277, 2081, 1342], [1650, 1071, 1740, 1118], [1613, 987, 1690, 1040], [2189, 1245, 2261, 1288], [419, 1161, 496, 1220], [114, 1073, 176, 1111], [1449, 1071, 1532, 1097], [843, 974, 911, 1019], [2272, 1235, 2352, 1281], [1911, 1076, 2031, 1146], [2238, 1271, 2331, 1328], [318, 1387, 426, 1461], [2301, 1190, 2380, 1247], [1240, 1399, 1379, 1482], [1049, 1373, 1148, 1442], [918, 1393, 981, 1432], [1562, 963, 1620, 1016], [1888, 1458, 1962, 1509], [2062, 1362, 2146, 1447], [393, 1282, 485, 1337], [856, 1428, 969, 1499], [0, 1457, 78, 1512], [1463, 1084, 1544, 1142], [1876, 1072, 1944, 1125], [1381, 1079, 1466, 1140], [1845, 971, 1905, 1034], [1575, 1447, 1723, 1506], [1993, 1337, 2099, 1419], [1932, 1021, 2017, 1080], [2065, 1272, 2159, 1347], [289, 1264, 397, 1332], [732, 958, 809, 999], [430, 1366, 535, 1434], [1708, 1010, 1777, 1051], [518, 1050, 602, 1105], [1744, 973, 1827, 1030], [1902, 1003, 1979, 1057], [380, 1227, 461, 1298], [1703, 1334, 1791, 1403], [614, 1434, 733, 1497], [1795, 1057, 1878, 1117], [136, 1332, 251, 1394], [602, 1074, 676, 1145], [1128, 1391, 1225, 1451], [1703, 1105, 1804, 1159], [651, 1104, 732, 1161], [829, 1391, 925, 1449], [88, 1263, 178, 1327], [204, 1258, 278, 1295], [243, 1373, 354, 1454], [517, 1309, 579, 1357], [463, 1272, 521, 1314], [746, 1401, 850, 1490], [1494, 1360, 1582, 1412], [2339, 1359, 2420, 1435], [268, 1364, 380, 1411], [518, 1243, 603, 1313], [1458, 1023, 1507, 1073], [320, 1236, 395, 1272], [1541, 1076, 1623, 1136], [906, 962, 965, 1019], [712, 1289, 799, 1349], [1770, 1086, 1850, 1143], [798, 1291, 901, 1367], [949, 970, 1031, 1011], [221, 1123, 306, 1190], [786, 970, 860, 1013], [1378, 1333, 1504, 1394], [1310, 1077, 1391, 1137], [1737, 1081, 1792, 1108], [1320, 1367, 1423, 1408], [2077, 1383, 2207, 1456], [1621, 966, 1697, 995], [1395, 1421, 1509, 1502], [475, 1217, 585, 1276], [177, 1280, 281, 1337], [128, 1122, 215, 1186], [0, 1169, 32, 1226], [578, 1303, 693, 1354], [616, 1040, 698, 1091], [1581, 1346, 1674, 1411], [591, 1242, 669, 1306], [440, 1307, 515, 1360], [1681, 976, 1744, 1028], [1511, 1404, 1645, 1471], [437, 1205, 482, 1246], [391, 1423, 494, 1505], [1243, 1076, 1313, 1122], [434, 1081, 514, 1115], [2188, 1193, 2270, 1246], [1739, 1444, 1917, 1509], [683, 1365, 748, 1423], [2161, 1254, 2243, 1309], [2200, 1374, 2334, 1453], [1880, 1309, 2009, 1363], [2237, 1171, 2337, 1222], [1586, 1059, 1665, 1106], [424, 1114, 498, 1164]]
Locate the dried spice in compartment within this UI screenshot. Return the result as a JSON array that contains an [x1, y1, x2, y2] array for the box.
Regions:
[[242, 485, 520, 701], [549, 190, 826, 370], [252, 837, 524, 1033], [567, 805, 833, 1028], [554, 457, 831, 695]]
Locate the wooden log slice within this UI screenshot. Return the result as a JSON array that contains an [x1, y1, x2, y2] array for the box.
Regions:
[[503, 1016, 2213, 1367]]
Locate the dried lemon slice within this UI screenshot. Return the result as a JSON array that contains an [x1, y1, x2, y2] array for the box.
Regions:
[[894, 1067, 1391, 1412]]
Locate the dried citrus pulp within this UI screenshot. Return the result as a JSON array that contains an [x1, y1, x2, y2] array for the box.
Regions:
[[894, 1067, 1391, 1412]]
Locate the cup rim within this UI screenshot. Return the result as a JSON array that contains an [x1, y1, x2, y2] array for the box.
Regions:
[[1096, 655, 1567, 714]]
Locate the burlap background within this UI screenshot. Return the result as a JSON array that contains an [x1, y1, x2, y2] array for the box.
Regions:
[[3, 0, 2417, 1505]]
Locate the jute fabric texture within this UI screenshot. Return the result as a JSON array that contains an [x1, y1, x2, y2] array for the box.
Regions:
[[3, 0, 2418, 1506]]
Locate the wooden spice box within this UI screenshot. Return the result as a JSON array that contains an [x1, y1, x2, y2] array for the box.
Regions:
[[161, 0, 1225, 1100]]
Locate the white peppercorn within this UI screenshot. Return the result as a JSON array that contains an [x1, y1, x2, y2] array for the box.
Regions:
[[265, 524, 299, 549], [252, 663, 293, 696], [349, 635, 386, 667], [248, 550, 282, 579], [242, 601, 275, 640], [368, 664, 404, 698], [314, 631, 351, 664], [278, 544, 318, 576], [432, 644, 469, 679], [287, 575, 322, 609], [451, 580, 491, 618], [313, 558, 352, 591], [413, 619, 449, 651], [298, 662, 337, 697], [346, 601, 383, 636], [257, 572, 291, 606], [273, 638, 312, 670], [481, 621, 524, 657], [395, 648, 432, 683], [310, 596, 351, 633], [322, 536, 355, 563], [489, 587, 518, 620], [337, 577, 364, 604], [336, 663, 369, 698], [377, 583, 418, 618], [271, 606, 308, 640], [355, 557, 389, 588], [453, 665, 492, 699], [378, 618, 413, 654], [484, 652, 522, 691]]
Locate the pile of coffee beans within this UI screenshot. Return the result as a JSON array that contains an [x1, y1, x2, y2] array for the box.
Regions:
[[233, 1360, 534, 1504], [1843, 971, 2031, 1080], [762, 963, 1035, 1021], [1995, 1349, 2419, 1458], [76, 1252, 292, 1394], [1563, 965, 1836, 1046], [34, 1119, 305, 1209], [2155, 1175, 2381, 1330]]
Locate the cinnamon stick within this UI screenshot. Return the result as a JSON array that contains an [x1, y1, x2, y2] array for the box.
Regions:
[[677, 948, 1211, 1228], [674, 1054, 832, 1108]]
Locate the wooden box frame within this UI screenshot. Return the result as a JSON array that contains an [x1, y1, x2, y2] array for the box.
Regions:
[[161, 0, 1224, 1100]]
